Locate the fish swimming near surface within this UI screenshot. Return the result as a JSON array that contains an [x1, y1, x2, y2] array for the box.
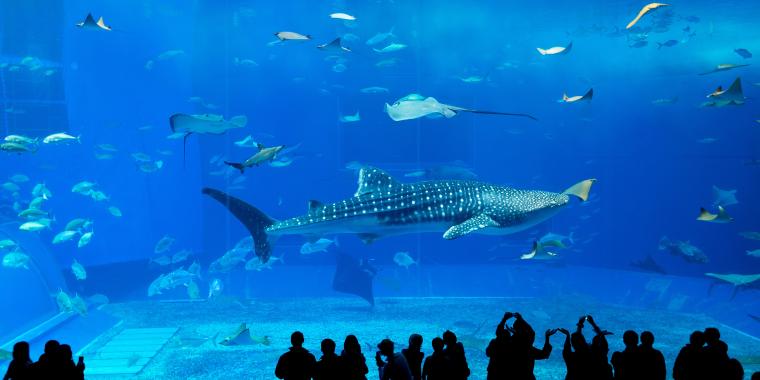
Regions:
[[339, 111, 361, 123], [701, 77, 745, 107], [366, 27, 395, 46], [698, 64, 750, 76], [626, 3, 669, 29], [274, 31, 311, 41], [43, 133, 80, 145], [734, 48, 752, 59], [374, 43, 408, 53], [696, 206, 733, 223], [656, 40, 678, 49], [536, 42, 573, 56], [75, 13, 111, 31], [329, 12, 356, 21], [317, 38, 351, 53], [203, 166, 594, 262], [385, 94, 537, 122], [651, 96, 678, 105], [659, 236, 708, 263], [169, 113, 247, 162], [559, 88, 593, 103], [224, 144, 285, 174], [739, 231, 760, 241]]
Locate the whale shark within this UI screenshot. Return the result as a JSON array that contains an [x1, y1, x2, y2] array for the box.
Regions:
[[203, 167, 594, 262]]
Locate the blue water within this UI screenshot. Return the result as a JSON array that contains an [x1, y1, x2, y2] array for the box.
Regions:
[[1, 0, 759, 366]]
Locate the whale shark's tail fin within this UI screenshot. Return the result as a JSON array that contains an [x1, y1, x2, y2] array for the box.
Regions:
[[202, 188, 277, 262], [562, 179, 596, 201]]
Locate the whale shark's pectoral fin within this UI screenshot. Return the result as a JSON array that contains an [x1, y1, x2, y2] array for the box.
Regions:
[[443, 214, 499, 240]]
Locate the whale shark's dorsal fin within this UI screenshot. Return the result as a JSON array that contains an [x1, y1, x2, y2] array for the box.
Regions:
[[355, 167, 401, 197], [562, 179, 596, 201], [308, 200, 324, 213], [443, 214, 499, 240]]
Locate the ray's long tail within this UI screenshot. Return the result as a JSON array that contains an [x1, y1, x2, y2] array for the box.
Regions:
[[202, 188, 276, 262]]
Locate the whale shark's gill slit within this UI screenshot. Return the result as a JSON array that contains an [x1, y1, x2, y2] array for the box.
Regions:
[[202, 187, 277, 262]]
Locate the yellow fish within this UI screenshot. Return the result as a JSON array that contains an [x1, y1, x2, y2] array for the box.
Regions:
[[626, 3, 669, 29]]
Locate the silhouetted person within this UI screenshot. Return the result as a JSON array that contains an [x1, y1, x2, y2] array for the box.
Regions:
[[511, 313, 555, 380], [442, 330, 469, 379], [611, 330, 639, 380], [702, 327, 729, 380], [402, 334, 424, 380], [751, 371, 760, 380], [340, 335, 368, 380], [314, 339, 341, 380], [58, 344, 85, 380], [585, 316, 613, 380], [32, 340, 60, 379], [561, 316, 602, 380], [486, 312, 515, 380], [275, 331, 316, 380], [3, 341, 32, 380], [673, 330, 705, 380], [422, 337, 448, 380], [637, 331, 665, 380], [375, 339, 412, 380], [727, 358, 744, 380]]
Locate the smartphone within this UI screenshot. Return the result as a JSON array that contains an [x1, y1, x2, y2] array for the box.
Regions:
[[78, 356, 84, 363]]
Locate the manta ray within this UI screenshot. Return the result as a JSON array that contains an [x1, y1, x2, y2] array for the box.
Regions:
[[385, 94, 537, 122], [560, 88, 593, 103], [702, 78, 745, 107], [76, 13, 111, 31], [203, 166, 594, 262]]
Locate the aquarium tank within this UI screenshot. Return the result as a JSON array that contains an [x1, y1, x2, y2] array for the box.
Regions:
[[1, 0, 758, 379]]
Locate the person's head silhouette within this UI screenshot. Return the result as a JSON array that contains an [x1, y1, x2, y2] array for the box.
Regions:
[[442, 330, 457, 347], [689, 330, 705, 347], [640, 331, 655, 348], [321, 339, 336, 355], [431, 337, 444, 353], [408, 334, 423, 351], [623, 330, 638, 349], [704, 327, 721, 345], [344, 334, 361, 354], [12, 341, 30, 362], [378, 339, 394, 357], [291, 331, 305, 348]]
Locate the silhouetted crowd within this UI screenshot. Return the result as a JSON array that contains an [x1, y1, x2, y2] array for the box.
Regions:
[[3, 340, 84, 380], [274, 313, 758, 380], [4, 315, 759, 380]]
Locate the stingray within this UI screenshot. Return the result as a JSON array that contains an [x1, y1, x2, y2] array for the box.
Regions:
[[712, 185, 738, 207], [630, 254, 667, 275], [169, 113, 247, 164], [218, 323, 260, 346], [317, 38, 351, 52], [697, 206, 733, 223], [698, 64, 750, 76], [333, 252, 377, 306], [560, 88, 593, 103], [385, 94, 537, 122], [76, 13, 111, 31], [520, 241, 559, 260], [701, 78, 745, 107]]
